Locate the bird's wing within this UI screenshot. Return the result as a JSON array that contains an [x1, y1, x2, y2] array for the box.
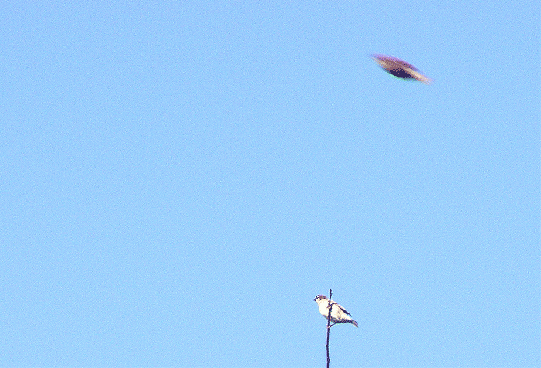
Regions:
[[393, 58, 419, 71], [373, 54, 419, 71], [336, 304, 352, 316]]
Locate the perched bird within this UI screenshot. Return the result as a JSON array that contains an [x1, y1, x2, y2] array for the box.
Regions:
[[314, 295, 358, 327], [371, 54, 432, 84]]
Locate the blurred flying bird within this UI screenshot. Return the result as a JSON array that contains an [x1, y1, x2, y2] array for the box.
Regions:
[[314, 295, 358, 327], [371, 54, 432, 84]]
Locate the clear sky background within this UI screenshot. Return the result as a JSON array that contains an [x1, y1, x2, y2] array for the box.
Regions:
[[1, 1, 539, 367]]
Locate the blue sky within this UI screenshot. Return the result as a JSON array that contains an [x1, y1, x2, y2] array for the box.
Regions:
[[1, 1, 539, 367]]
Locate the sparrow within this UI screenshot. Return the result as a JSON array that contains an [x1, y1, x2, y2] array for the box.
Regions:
[[314, 295, 358, 327], [371, 54, 432, 84]]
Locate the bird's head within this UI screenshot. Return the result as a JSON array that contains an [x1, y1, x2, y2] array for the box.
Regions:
[[314, 295, 327, 302]]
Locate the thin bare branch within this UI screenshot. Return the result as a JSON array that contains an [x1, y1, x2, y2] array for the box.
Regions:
[[326, 289, 333, 368]]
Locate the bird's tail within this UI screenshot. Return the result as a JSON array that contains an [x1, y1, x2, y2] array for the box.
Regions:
[[410, 70, 433, 84], [350, 320, 358, 328]]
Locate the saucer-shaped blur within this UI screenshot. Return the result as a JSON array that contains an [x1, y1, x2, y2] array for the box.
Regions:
[[372, 54, 432, 84]]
